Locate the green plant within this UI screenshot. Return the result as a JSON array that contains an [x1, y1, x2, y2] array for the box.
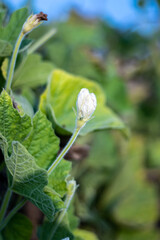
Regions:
[[0, 8, 125, 240]]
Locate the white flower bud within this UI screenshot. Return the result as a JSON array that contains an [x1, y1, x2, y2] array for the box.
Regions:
[[77, 88, 97, 122]]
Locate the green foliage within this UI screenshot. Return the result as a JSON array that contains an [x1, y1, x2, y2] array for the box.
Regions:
[[2, 213, 32, 240], [104, 136, 157, 226], [0, 90, 72, 219], [74, 229, 99, 240], [23, 111, 60, 169], [0, 134, 55, 221], [117, 229, 159, 240], [13, 53, 54, 89], [0, 8, 28, 56], [40, 69, 126, 136], [0, 90, 32, 150], [1, 5, 160, 240]]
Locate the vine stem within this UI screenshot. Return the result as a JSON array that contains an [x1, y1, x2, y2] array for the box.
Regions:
[[5, 31, 24, 93], [47, 124, 83, 175], [27, 28, 57, 55], [48, 182, 77, 240], [0, 199, 26, 231], [0, 188, 12, 224]]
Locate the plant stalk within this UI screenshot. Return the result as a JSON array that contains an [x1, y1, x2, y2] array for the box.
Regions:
[[48, 182, 77, 240], [0, 188, 12, 224], [5, 31, 24, 93], [47, 125, 82, 175], [0, 199, 26, 231]]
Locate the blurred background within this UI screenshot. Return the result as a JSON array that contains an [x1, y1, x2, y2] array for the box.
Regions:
[[1, 0, 160, 239]]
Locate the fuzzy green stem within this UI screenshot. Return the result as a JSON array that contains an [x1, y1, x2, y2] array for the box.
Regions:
[[28, 28, 57, 55], [48, 182, 77, 240], [5, 31, 24, 93], [0, 188, 12, 224], [47, 125, 83, 175], [0, 199, 26, 231]]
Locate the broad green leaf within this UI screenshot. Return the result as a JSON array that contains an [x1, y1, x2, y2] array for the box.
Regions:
[[13, 53, 54, 89], [44, 186, 64, 212], [117, 229, 159, 240], [39, 69, 126, 136], [103, 136, 158, 226], [0, 135, 55, 221], [2, 213, 32, 240], [0, 90, 32, 150], [23, 111, 59, 169], [74, 229, 99, 240], [40, 222, 74, 240], [0, 8, 28, 56], [48, 159, 72, 197]]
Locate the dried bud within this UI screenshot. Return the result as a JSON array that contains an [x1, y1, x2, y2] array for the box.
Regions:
[[22, 12, 48, 34], [77, 88, 97, 122]]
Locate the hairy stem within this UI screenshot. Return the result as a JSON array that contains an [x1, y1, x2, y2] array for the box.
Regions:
[[48, 182, 77, 240], [47, 125, 82, 175], [0, 188, 12, 224], [0, 199, 26, 231], [5, 31, 24, 93]]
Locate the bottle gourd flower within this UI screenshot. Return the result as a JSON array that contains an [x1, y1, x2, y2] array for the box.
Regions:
[[77, 88, 97, 122]]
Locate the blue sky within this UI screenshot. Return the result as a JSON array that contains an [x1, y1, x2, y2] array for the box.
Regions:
[[1, 0, 160, 34]]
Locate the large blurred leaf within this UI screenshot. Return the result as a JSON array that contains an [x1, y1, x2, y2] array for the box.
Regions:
[[103, 136, 157, 226], [40, 69, 126, 136], [2, 213, 32, 240], [117, 229, 159, 240], [0, 134, 55, 221], [74, 229, 99, 240], [147, 139, 160, 168], [0, 8, 28, 56], [13, 53, 54, 89]]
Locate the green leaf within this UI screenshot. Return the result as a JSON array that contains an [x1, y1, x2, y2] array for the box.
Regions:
[[0, 8, 28, 56], [117, 229, 159, 240], [0, 7, 6, 25], [104, 136, 158, 226], [23, 110, 60, 169], [0, 135, 55, 221], [2, 213, 32, 240], [39, 69, 126, 136], [40, 222, 74, 240], [0, 39, 12, 56], [13, 53, 54, 89], [48, 159, 72, 197], [73, 229, 99, 240], [148, 139, 160, 168], [0, 90, 32, 150]]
